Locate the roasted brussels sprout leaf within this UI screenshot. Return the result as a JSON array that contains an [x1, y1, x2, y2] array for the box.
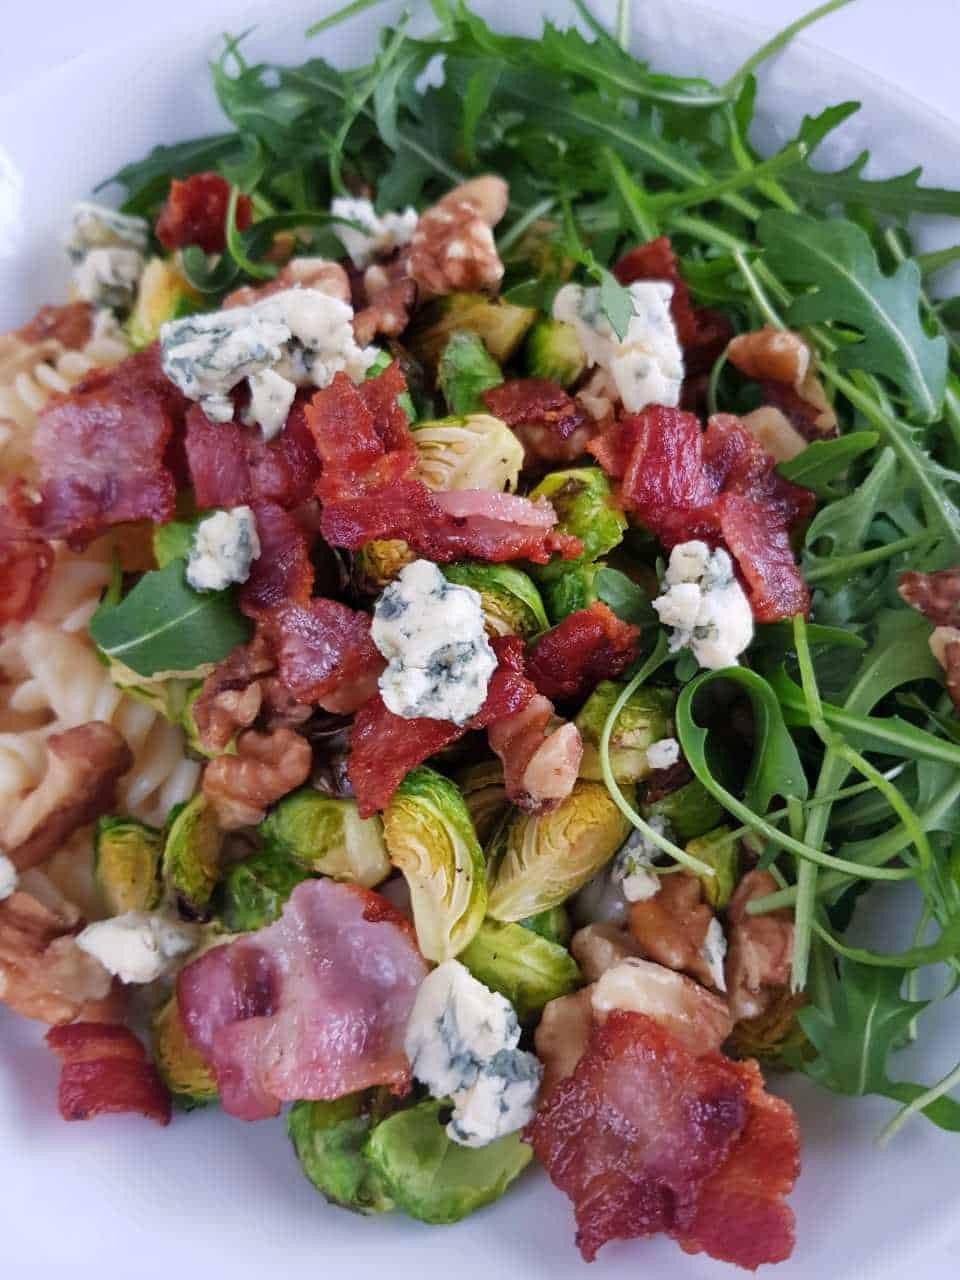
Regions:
[[289, 1095, 395, 1215], [576, 680, 675, 783], [216, 847, 312, 932], [455, 759, 509, 846], [365, 1099, 532, 1224], [523, 317, 586, 387], [441, 562, 548, 639], [542, 561, 600, 624], [162, 794, 223, 920], [413, 413, 524, 493], [259, 788, 390, 887], [94, 816, 162, 915], [382, 766, 487, 962], [128, 258, 203, 350], [353, 539, 415, 594], [519, 904, 572, 947], [685, 825, 739, 908], [529, 468, 627, 581], [438, 331, 504, 416], [152, 994, 218, 1109], [408, 292, 536, 372], [644, 777, 726, 842], [459, 919, 582, 1021], [487, 780, 632, 921]]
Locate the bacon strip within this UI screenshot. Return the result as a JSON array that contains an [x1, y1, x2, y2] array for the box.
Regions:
[[487, 693, 583, 814], [19, 302, 94, 350], [526, 602, 639, 703], [0, 533, 54, 623], [261, 598, 385, 713], [155, 172, 252, 254], [46, 1022, 171, 1125], [238, 502, 314, 619]]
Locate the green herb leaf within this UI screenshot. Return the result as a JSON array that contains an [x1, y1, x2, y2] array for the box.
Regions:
[[598, 268, 635, 340], [758, 211, 948, 421], [787, 151, 960, 219], [593, 567, 650, 627], [89, 559, 250, 678], [777, 431, 878, 496]]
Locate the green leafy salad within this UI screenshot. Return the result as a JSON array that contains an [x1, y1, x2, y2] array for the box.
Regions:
[[4, 0, 960, 1269]]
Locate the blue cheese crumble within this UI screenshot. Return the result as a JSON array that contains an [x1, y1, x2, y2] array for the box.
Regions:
[[65, 202, 148, 311], [186, 506, 261, 593], [65, 201, 149, 260], [372, 560, 497, 725], [652, 540, 754, 670], [76, 911, 197, 985], [553, 280, 684, 412], [404, 959, 543, 1148], [0, 852, 17, 900], [160, 287, 376, 432], [646, 737, 680, 771], [611, 818, 669, 903], [700, 916, 728, 992], [331, 196, 419, 268]]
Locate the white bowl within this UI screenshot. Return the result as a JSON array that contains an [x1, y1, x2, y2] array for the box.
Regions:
[[1, 3, 959, 1276]]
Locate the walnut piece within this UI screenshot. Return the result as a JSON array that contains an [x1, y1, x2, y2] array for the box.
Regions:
[[570, 922, 641, 983], [627, 871, 722, 990], [739, 405, 808, 464], [202, 728, 312, 829], [5, 723, 133, 872], [353, 278, 418, 347], [409, 175, 508, 298], [728, 327, 811, 387], [728, 325, 837, 440], [193, 635, 274, 754], [534, 986, 595, 1098], [592, 957, 733, 1054], [223, 257, 351, 309], [898, 568, 960, 627], [725, 869, 794, 1022]]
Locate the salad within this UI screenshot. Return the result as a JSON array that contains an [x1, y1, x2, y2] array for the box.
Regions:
[[2, 0, 960, 1269]]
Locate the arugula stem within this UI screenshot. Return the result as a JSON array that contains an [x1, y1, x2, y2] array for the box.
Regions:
[[880, 1058, 960, 1146], [615, 0, 630, 50], [803, 531, 930, 583], [496, 197, 556, 255], [605, 148, 658, 241], [329, 18, 410, 195], [226, 186, 276, 279], [306, 0, 391, 37], [649, 144, 806, 214], [722, 0, 856, 96], [732, 248, 787, 328]]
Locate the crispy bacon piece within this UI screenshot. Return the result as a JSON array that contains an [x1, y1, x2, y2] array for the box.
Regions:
[[155, 172, 252, 254], [487, 692, 582, 813], [898, 569, 960, 627], [176, 879, 428, 1120], [12, 347, 187, 547], [590, 406, 813, 623], [0, 533, 54, 623], [185, 398, 322, 510], [46, 1022, 171, 1125], [5, 724, 133, 873], [482, 378, 594, 468], [19, 301, 93, 350], [527, 602, 639, 703], [526, 1010, 798, 1267], [348, 635, 536, 817], [262, 598, 385, 713], [238, 502, 314, 619]]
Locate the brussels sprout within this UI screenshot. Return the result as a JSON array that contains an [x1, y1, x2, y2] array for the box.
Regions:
[[178, 682, 233, 760], [407, 293, 536, 372], [413, 414, 524, 494], [727, 988, 810, 1065], [519, 904, 572, 946], [127, 258, 202, 350], [289, 1094, 395, 1215], [643, 777, 726, 842], [105, 656, 194, 723], [259, 789, 391, 887], [353, 539, 416, 594], [216, 847, 312, 932], [455, 760, 509, 846], [684, 825, 738, 909], [94, 816, 162, 915], [528, 468, 627, 581], [542, 562, 601, 624], [438, 332, 504, 416], [441, 562, 548, 640], [524, 318, 586, 388], [487, 780, 632, 921], [152, 994, 218, 1109], [575, 681, 675, 783], [161, 794, 223, 920], [458, 919, 582, 1021], [382, 766, 487, 962], [365, 1099, 532, 1224]]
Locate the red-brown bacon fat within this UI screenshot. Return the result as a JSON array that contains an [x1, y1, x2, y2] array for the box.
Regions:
[[45, 1022, 171, 1126]]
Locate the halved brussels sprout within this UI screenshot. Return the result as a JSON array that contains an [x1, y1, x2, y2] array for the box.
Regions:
[[382, 766, 487, 962], [458, 919, 582, 1021], [152, 993, 218, 1109], [643, 777, 726, 842], [408, 293, 536, 372], [438, 331, 504, 416], [524, 318, 586, 388], [487, 780, 632, 921], [528, 468, 627, 581], [727, 988, 809, 1065], [94, 816, 162, 915], [441, 562, 547, 640], [289, 1094, 395, 1215], [542, 562, 601, 624], [684, 825, 738, 909], [519, 904, 572, 947], [455, 760, 509, 846], [216, 847, 313, 932], [365, 1099, 532, 1225], [575, 680, 675, 783], [259, 789, 390, 887], [353, 539, 416, 594], [162, 794, 223, 920], [413, 414, 524, 493], [127, 258, 202, 351]]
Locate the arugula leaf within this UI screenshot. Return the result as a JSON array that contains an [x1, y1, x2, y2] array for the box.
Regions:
[[777, 431, 878, 497], [89, 559, 250, 678], [758, 211, 948, 421], [153, 518, 203, 569], [593, 567, 650, 627], [598, 268, 635, 341], [787, 151, 960, 219]]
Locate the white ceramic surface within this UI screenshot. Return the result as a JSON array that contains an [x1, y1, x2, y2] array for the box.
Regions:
[[2, 2, 960, 1276]]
